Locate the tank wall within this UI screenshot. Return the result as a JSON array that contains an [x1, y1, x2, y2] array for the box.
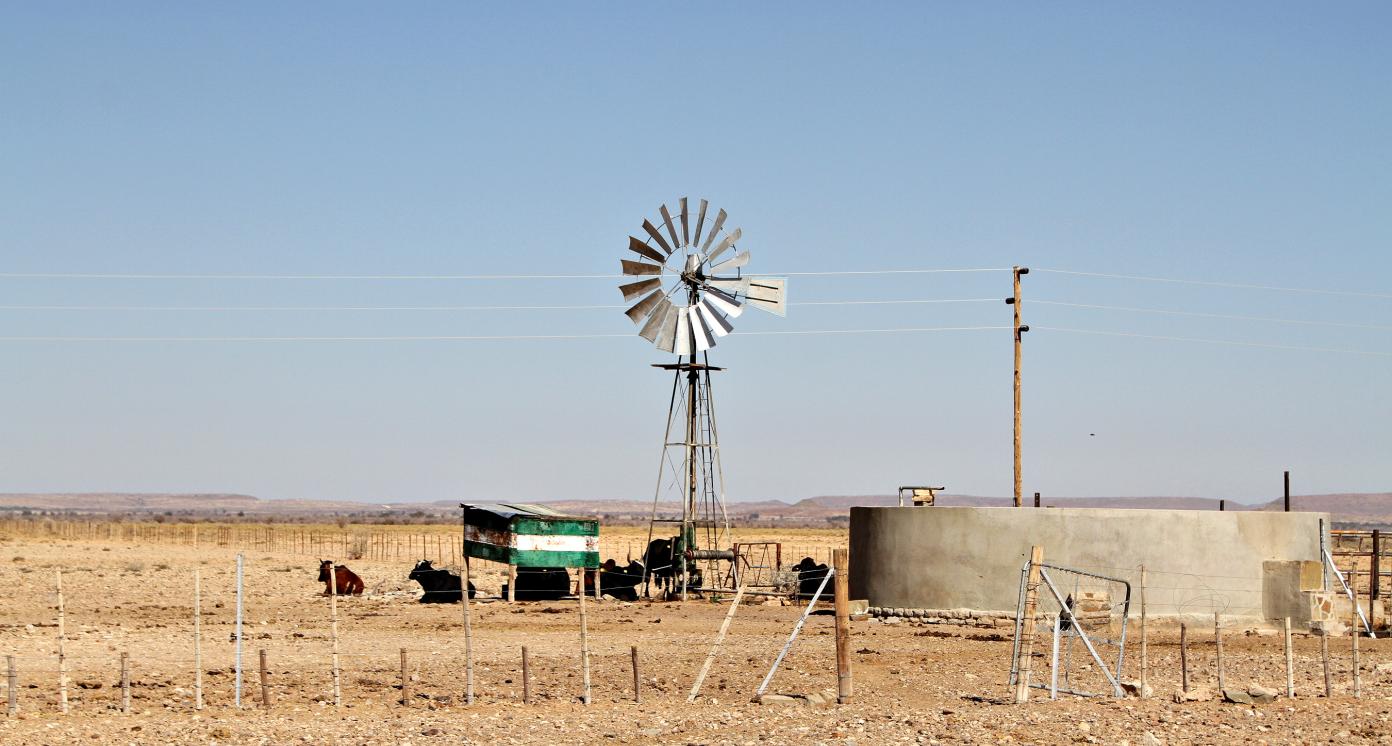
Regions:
[[849, 506, 1327, 619]]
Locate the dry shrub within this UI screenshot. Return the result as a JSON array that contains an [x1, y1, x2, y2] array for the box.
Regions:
[[125, 561, 146, 573]]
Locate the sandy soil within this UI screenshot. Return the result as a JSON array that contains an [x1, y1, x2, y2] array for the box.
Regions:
[[1, 533, 1391, 745]]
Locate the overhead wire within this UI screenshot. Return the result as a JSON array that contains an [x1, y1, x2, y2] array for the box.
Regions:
[[0, 327, 1013, 343], [1031, 300, 1392, 331], [1034, 326, 1392, 358], [1034, 268, 1392, 300], [0, 268, 1011, 281], [0, 298, 1003, 312]]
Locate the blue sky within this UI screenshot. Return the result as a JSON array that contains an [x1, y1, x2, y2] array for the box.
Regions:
[[1, 4, 1387, 503]]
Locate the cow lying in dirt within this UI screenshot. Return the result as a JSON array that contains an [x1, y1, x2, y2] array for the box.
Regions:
[[500, 566, 571, 601], [317, 560, 365, 596], [583, 559, 643, 602], [407, 560, 476, 603]]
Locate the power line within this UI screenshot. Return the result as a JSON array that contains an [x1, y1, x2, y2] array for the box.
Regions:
[[0, 326, 1012, 343], [0, 298, 1002, 313], [0, 268, 1010, 281], [1035, 326, 1392, 358], [1033, 300, 1392, 331], [1035, 268, 1392, 300]]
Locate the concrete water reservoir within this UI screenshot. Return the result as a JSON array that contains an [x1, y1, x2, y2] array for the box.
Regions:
[[849, 506, 1329, 625]]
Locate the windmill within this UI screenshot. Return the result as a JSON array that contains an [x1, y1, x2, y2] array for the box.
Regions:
[[619, 197, 786, 599]]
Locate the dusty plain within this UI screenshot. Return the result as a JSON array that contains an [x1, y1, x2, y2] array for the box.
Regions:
[[1, 526, 1391, 745]]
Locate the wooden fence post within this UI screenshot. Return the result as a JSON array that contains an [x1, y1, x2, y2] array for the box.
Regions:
[[400, 648, 409, 706], [193, 569, 203, 710], [259, 649, 271, 708], [120, 652, 130, 713], [1283, 617, 1294, 698], [462, 554, 474, 705], [57, 571, 68, 714], [1013, 546, 1044, 704], [521, 646, 532, 704], [1373, 530, 1382, 609], [329, 565, 341, 708], [1214, 613, 1225, 692], [1352, 612, 1362, 699], [577, 568, 591, 705], [833, 548, 852, 704], [1179, 623, 1190, 694], [1321, 627, 1332, 697], [1139, 566, 1148, 698], [6, 655, 16, 715], [631, 645, 641, 704]]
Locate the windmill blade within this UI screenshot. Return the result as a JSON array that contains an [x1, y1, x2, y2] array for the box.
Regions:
[[653, 303, 679, 352], [628, 236, 666, 264], [707, 276, 751, 295], [703, 286, 744, 318], [638, 297, 673, 340], [706, 227, 742, 264], [620, 259, 662, 276], [672, 307, 692, 355], [642, 219, 674, 255], [692, 199, 709, 249], [619, 278, 662, 302], [700, 208, 728, 252], [709, 251, 750, 274], [679, 197, 689, 247], [746, 278, 787, 317], [658, 205, 681, 251], [625, 289, 666, 324], [695, 299, 734, 337], [692, 307, 716, 351]]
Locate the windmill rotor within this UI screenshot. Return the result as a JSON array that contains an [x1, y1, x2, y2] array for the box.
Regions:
[[619, 198, 787, 353]]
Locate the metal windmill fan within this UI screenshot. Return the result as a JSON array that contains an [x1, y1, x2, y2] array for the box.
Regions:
[[620, 198, 786, 600], [619, 197, 786, 352]]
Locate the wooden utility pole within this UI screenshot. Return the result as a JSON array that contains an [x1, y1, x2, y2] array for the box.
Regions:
[[1007, 266, 1029, 506], [1013, 545, 1044, 703], [1284, 470, 1291, 512]]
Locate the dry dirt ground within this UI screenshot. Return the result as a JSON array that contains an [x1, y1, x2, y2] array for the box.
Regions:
[[2, 533, 1392, 745]]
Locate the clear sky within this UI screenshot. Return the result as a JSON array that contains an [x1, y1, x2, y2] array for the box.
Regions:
[[1, 4, 1387, 504]]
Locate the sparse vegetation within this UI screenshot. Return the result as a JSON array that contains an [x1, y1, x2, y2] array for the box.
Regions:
[[125, 561, 146, 573]]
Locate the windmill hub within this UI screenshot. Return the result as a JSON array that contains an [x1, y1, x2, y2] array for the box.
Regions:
[[619, 197, 787, 598]]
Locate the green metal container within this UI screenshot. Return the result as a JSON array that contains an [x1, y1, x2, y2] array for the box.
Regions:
[[460, 503, 599, 569]]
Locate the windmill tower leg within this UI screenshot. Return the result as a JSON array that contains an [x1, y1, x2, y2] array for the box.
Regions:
[[682, 355, 698, 602]]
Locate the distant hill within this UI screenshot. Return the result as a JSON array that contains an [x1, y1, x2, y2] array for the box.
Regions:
[[1, 491, 1387, 527]]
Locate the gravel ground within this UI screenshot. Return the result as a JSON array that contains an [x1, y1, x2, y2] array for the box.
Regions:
[[2, 535, 1391, 745]]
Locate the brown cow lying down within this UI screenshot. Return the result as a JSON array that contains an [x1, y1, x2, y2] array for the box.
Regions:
[[317, 560, 364, 596]]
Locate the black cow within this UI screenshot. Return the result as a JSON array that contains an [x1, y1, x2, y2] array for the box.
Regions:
[[583, 559, 644, 602], [641, 537, 704, 598], [407, 560, 476, 603], [501, 566, 571, 601], [792, 557, 831, 599]]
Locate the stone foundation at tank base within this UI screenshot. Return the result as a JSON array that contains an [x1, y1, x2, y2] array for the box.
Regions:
[[849, 506, 1330, 628], [865, 607, 1016, 628]]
